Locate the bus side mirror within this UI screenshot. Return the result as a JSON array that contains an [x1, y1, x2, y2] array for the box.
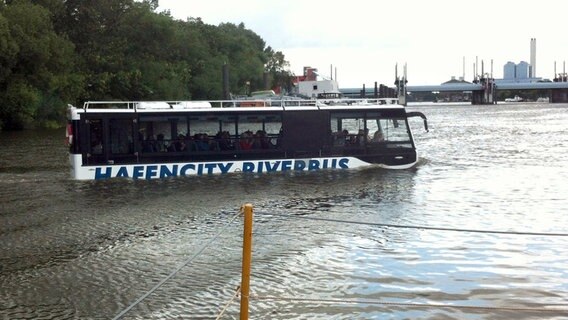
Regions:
[[406, 112, 429, 132]]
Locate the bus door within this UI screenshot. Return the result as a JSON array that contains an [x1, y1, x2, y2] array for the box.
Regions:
[[108, 117, 138, 164], [83, 115, 137, 165], [83, 117, 105, 165]]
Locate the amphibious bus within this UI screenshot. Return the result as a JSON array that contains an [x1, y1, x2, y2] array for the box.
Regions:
[[66, 99, 428, 180]]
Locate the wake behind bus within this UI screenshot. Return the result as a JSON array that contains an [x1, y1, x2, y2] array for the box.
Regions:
[[66, 99, 428, 180]]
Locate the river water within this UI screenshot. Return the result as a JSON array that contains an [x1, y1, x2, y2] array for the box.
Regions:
[[1, 102, 567, 319]]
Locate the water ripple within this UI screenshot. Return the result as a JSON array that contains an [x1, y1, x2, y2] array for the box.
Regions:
[[2, 104, 568, 319]]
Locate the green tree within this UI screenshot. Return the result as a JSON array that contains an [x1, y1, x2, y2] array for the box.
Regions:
[[215, 22, 267, 95], [60, 0, 135, 101], [0, 0, 81, 129], [61, 0, 193, 100], [110, 2, 183, 100], [0, 10, 18, 83], [0, 0, 295, 130], [265, 46, 294, 93]]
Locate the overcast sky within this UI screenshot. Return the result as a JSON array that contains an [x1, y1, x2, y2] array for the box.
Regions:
[[158, 0, 568, 88]]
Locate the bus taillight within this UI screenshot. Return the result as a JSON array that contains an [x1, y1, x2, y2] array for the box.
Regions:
[[65, 123, 73, 146]]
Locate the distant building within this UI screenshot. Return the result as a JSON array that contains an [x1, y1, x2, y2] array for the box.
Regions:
[[292, 66, 342, 98], [498, 39, 541, 83], [500, 61, 539, 83], [442, 76, 470, 85], [503, 62, 516, 79], [437, 76, 472, 102], [516, 61, 530, 79]]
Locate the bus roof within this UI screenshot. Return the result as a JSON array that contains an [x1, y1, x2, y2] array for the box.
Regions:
[[68, 99, 406, 118]]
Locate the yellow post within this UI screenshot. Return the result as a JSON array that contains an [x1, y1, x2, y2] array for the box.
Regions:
[[240, 204, 253, 320]]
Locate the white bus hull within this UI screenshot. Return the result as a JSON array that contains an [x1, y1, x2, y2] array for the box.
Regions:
[[69, 154, 416, 180]]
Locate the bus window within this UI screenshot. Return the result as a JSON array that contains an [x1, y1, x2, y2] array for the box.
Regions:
[[365, 118, 381, 142], [217, 115, 237, 150], [219, 115, 236, 135], [139, 116, 176, 152], [380, 118, 410, 143], [262, 115, 282, 147], [176, 117, 188, 137], [109, 119, 133, 154], [366, 113, 412, 148], [188, 115, 221, 152], [189, 115, 219, 137], [330, 112, 365, 146], [89, 119, 103, 155], [238, 115, 263, 134], [238, 114, 281, 150]]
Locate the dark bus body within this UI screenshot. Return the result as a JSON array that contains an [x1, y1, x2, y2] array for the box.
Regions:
[[67, 100, 428, 180]]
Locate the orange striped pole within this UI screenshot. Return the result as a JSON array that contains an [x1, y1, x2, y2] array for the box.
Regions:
[[240, 204, 253, 320]]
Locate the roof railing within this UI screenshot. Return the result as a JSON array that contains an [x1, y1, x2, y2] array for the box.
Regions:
[[80, 98, 401, 111]]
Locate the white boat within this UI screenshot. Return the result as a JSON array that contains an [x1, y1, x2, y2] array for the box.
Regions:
[[536, 97, 549, 103], [504, 95, 523, 102]]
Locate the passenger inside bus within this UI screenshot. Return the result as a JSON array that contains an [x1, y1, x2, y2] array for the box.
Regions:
[[143, 135, 157, 152], [168, 134, 187, 152], [332, 129, 349, 146], [216, 131, 234, 151], [92, 140, 103, 154], [253, 130, 272, 149], [156, 133, 166, 152], [355, 129, 367, 146], [239, 131, 254, 150], [194, 133, 210, 151], [193, 133, 220, 151], [372, 130, 384, 142]]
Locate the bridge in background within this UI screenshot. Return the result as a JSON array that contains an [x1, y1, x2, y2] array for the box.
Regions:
[[407, 81, 568, 92], [340, 79, 568, 104]]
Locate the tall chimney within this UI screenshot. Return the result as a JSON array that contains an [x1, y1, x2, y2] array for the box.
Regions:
[[475, 56, 478, 79], [472, 63, 475, 81], [335, 67, 337, 82], [530, 38, 536, 78], [462, 56, 465, 80]]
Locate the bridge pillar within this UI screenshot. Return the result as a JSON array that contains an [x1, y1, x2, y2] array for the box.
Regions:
[[471, 77, 496, 105], [550, 88, 568, 103], [395, 78, 407, 106], [394, 63, 407, 106]]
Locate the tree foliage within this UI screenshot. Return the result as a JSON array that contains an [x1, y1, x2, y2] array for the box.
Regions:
[[0, 0, 292, 130], [0, 0, 81, 129]]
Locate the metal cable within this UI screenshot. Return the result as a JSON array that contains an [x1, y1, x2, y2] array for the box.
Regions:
[[255, 211, 568, 237], [215, 286, 241, 320], [250, 210, 568, 315], [250, 294, 568, 313], [112, 210, 244, 320]]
